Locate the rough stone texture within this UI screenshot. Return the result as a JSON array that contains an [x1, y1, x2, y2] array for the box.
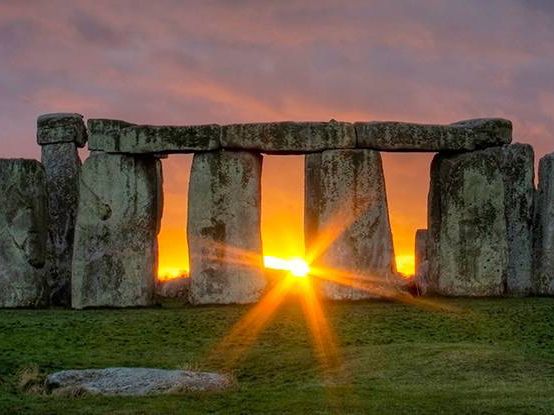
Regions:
[[305, 149, 396, 300], [40, 143, 81, 306], [0, 159, 48, 307], [355, 118, 512, 152], [37, 113, 87, 147], [72, 153, 162, 308], [222, 120, 356, 154], [534, 152, 554, 295], [427, 144, 533, 296], [87, 119, 136, 152], [495, 144, 534, 295], [46, 368, 234, 396], [188, 150, 265, 304], [156, 277, 190, 299], [414, 229, 429, 294], [115, 124, 220, 154]]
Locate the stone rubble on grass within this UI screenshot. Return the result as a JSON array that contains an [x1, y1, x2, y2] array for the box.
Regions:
[[46, 368, 234, 396]]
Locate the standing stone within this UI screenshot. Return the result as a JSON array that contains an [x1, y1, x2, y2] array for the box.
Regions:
[[427, 144, 534, 296], [0, 159, 48, 307], [37, 113, 87, 306], [305, 149, 396, 300], [534, 152, 554, 295], [188, 150, 265, 304], [72, 153, 162, 308], [414, 229, 429, 294], [497, 144, 534, 295]]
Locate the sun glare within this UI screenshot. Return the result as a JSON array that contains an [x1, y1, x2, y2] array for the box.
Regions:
[[264, 256, 310, 278], [395, 254, 415, 277], [158, 267, 188, 281]]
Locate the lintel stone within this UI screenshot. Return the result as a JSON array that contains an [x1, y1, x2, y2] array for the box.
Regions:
[[87, 119, 136, 152], [355, 118, 512, 152], [222, 120, 356, 154]]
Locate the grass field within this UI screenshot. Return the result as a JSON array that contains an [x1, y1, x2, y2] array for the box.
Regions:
[[2, 296, 554, 414]]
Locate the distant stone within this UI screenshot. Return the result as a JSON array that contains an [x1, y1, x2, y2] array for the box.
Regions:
[[305, 149, 396, 300], [87, 119, 136, 152], [534, 152, 554, 295], [41, 143, 81, 306], [114, 124, 221, 154], [188, 150, 266, 304], [157, 277, 190, 299], [37, 113, 87, 147], [72, 153, 162, 308], [46, 368, 234, 396], [355, 118, 512, 152], [221, 120, 356, 154], [427, 144, 534, 296], [0, 159, 48, 307], [414, 229, 429, 294]]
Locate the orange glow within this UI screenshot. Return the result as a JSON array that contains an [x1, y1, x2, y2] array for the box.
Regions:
[[158, 267, 188, 281], [395, 254, 415, 277]]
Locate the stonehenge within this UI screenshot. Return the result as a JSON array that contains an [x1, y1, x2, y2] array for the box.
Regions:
[[37, 113, 86, 306], [2, 112, 554, 308], [305, 149, 396, 300], [427, 144, 534, 296], [71, 153, 162, 308], [0, 159, 48, 307], [187, 150, 265, 304], [534, 152, 554, 295]]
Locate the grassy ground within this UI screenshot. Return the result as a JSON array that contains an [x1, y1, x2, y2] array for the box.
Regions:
[[2, 296, 554, 414]]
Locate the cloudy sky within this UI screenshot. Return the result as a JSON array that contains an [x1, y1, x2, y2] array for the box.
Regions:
[[1, 0, 553, 275]]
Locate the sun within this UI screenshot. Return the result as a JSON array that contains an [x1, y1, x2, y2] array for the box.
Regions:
[[264, 256, 310, 278]]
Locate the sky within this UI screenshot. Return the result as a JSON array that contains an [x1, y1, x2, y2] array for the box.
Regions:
[[1, 0, 553, 276]]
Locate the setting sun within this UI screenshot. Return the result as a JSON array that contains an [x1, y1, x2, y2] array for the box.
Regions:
[[264, 256, 310, 278]]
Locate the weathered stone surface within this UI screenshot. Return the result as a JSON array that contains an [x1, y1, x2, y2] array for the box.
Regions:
[[427, 144, 533, 296], [114, 124, 220, 154], [72, 154, 162, 308], [46, 368, 234, 396], [414, 229, 429, 294], [222, 120, 356, 154], [534, 152, 554, 295], [156, 277, 190, 299], [37, 113, 87, 147], [0, 159, 48, 307], [40, 143, 81, 306], [495, 144, 534, 295], [355, 118, 512, 152], [188, 150, 265, 304], [87, 119, 136, 152], [305, 149, 396, 300]]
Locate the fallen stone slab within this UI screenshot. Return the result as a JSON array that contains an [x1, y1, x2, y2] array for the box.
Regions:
[[46, 368, 234, 396], [37, 113, 87, 147], [222, 120, 355, 154], [113, 124, 221, 154], [355, 118, 512, 152]]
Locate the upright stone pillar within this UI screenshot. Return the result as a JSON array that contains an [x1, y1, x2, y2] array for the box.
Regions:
[[305, 149, 396, 300], [0, 160, 48, 307], [414, 229, 429, 294], [72, 153, 162, 308], [37, 113, 86, 306], [428, 144, 534, 296], [534, 152, 554, 295], [188, 150, 265, 304]]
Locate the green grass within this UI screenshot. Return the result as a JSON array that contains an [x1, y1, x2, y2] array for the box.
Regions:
[[2, 297, 554, 414]]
